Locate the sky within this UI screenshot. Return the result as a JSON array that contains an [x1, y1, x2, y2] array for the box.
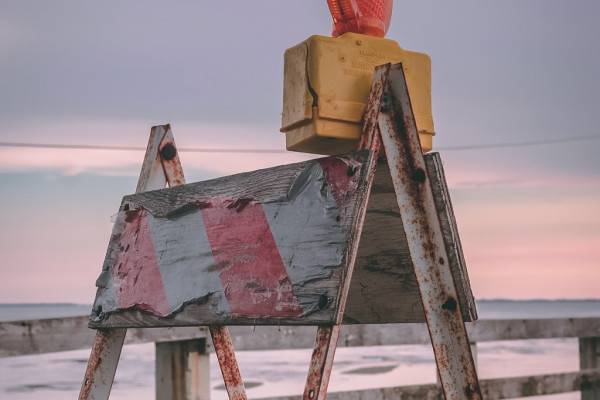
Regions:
[[0, 0, 598, 303]]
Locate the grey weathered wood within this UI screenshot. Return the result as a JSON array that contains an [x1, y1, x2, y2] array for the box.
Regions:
[[0, 315, 207, 357], [581, 337, 600, 400], [2, 317, 599, 399], [90, 151, 376, 328], [156, 338, 210, 400], [3, 317, 600, 357], [122, 157, 331, 217], [262, 370, 600, 400], [425, 153, 477, 320], [1, 315, 596, 360], [345, 154, 476, 324], [89, 148, 475, 328]]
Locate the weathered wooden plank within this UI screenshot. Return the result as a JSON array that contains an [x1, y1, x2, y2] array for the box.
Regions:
[[345, 153, 476, 324], [425, 153, 477, 320], [89, 147, 475, 327], [155, 338, 210, 400], [262, 370, 600, 400], [580, 337, 600, 400], [0, 315, 207, 357], [345, 158, 419, 323], [90, 151, 374, 328], [4, 317, 600, 357]]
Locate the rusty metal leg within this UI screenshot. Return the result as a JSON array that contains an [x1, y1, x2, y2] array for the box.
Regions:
[[303, 325, 341, 400], [210, 326, 247, 400], [79, 329, 126, 400], [300, 66, 389, 400], [79, 125, 189, 400], [155, 129, 245, 400], [377, 64, 482, 399]]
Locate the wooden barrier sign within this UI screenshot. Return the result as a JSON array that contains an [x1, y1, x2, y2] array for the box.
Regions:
[[90, 151, 475, 328], [80, 64, 482, 400]]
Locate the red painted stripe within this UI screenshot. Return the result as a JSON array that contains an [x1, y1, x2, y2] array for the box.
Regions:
[[318, 157, 361, 206], [113, 210, 171, 316], [202, 200, 303, 317]]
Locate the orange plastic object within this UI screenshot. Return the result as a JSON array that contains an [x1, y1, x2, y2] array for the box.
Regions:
[[327, 0, 393, 37]]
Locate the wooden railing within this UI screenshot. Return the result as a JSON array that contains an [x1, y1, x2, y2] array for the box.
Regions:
[[1, 317, 599, 399]]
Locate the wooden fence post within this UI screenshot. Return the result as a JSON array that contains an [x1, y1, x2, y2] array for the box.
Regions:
[[580, 337, 600, 400], [156, 338, 211, 400]]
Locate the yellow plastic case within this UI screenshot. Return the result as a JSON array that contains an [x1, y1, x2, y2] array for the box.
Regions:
[[281, 32, 434, 155]]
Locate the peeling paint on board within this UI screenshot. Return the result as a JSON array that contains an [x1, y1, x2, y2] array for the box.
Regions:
[[90, 152, 371, 327]]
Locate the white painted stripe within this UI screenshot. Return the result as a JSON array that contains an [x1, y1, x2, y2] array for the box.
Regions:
[[263, 163, 347, 312], [148, 210, 230, 315]]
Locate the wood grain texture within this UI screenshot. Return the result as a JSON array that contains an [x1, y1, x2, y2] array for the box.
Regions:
[[580, 337, 600, 400], [90, 151, 374, 328], [344, 153, 476, 323], [3, 317, 600, 357], [89, 150, 475, 327], [155, 338, 210, 400]]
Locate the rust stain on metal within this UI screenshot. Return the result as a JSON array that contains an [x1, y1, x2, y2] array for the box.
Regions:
[[158, 135, 247, 400], [303, 326, 340, 400], [299, 67, 391, 400], [79, 330, 113, 400], [158, 136, 186, 188], [375, 64, 482, 399], [210, 326, 247, 400], [159, 142, 177, 161]]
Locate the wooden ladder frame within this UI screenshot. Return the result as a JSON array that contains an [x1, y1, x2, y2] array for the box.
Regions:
[[79, 63, 481, 400]]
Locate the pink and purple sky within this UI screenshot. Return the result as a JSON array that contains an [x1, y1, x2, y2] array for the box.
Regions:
[[0, 1, 598, 303]]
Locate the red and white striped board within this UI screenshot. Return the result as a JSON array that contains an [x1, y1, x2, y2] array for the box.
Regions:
[[91, 151, 374, 327], [90, 150, 476, 328]]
